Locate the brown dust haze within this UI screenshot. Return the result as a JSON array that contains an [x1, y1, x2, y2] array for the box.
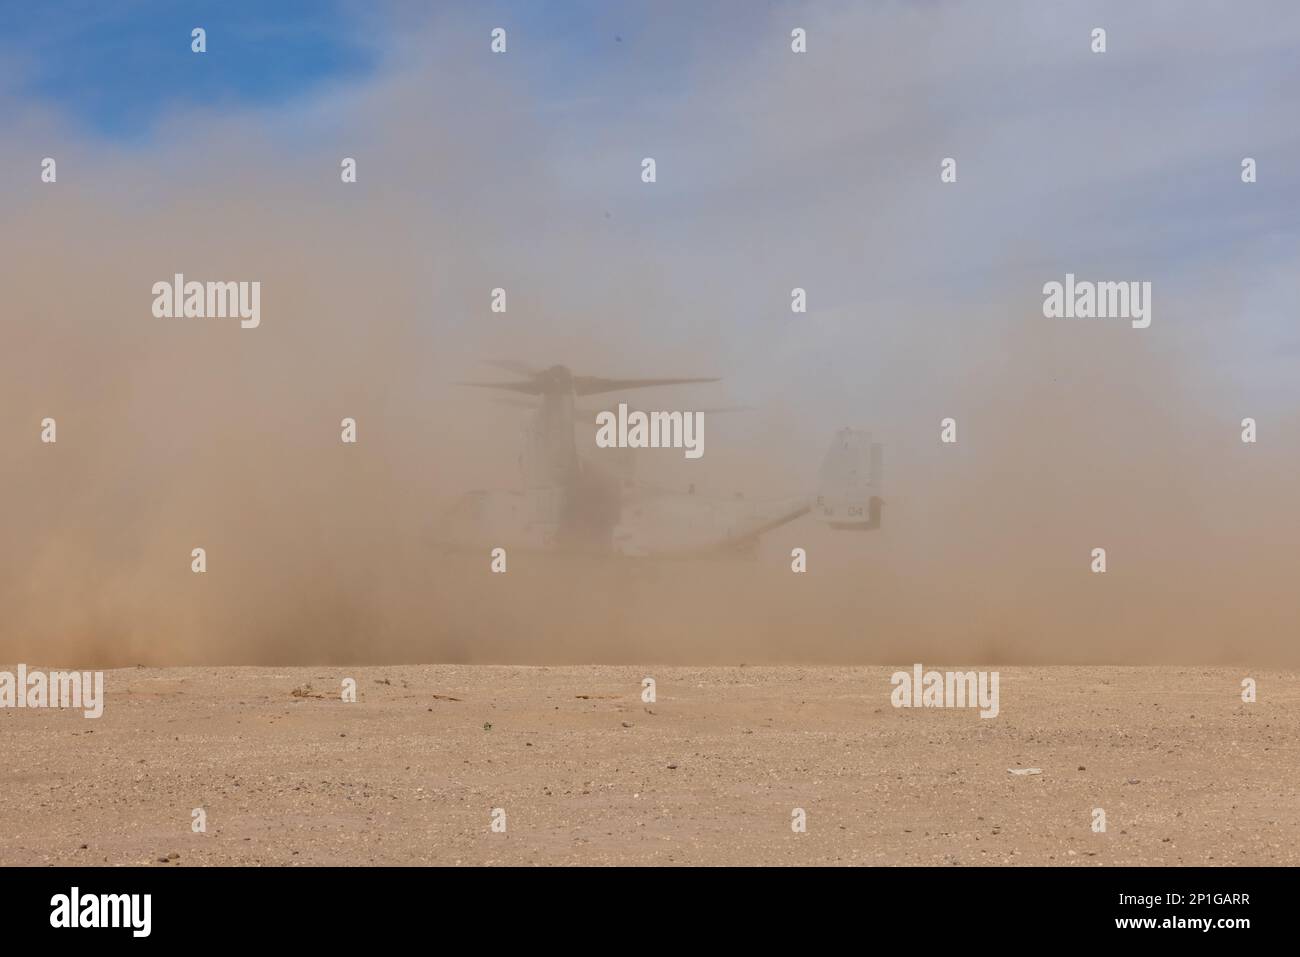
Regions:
[[1, 8, 1296, 668]]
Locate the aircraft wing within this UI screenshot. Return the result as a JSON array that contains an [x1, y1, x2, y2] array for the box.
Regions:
[[617, 496, 813, 559], [718, 499, 812, 549]]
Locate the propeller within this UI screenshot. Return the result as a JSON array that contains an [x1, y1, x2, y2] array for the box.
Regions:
[[571, 375, 720, 396], [580, 404, 750, 418], [454, 379, 550, 394], [491, 396, 751, 419], [457, 362, 720, 397], [480, 359, 542, 377]]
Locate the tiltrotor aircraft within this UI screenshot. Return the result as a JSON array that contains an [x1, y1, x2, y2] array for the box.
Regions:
[[437, 361, 882, 557]]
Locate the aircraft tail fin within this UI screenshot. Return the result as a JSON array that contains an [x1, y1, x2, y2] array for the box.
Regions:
[[813, 428, 883, 531]]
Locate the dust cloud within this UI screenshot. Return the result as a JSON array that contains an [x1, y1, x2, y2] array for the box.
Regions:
[[1, 5, 1296, 667]]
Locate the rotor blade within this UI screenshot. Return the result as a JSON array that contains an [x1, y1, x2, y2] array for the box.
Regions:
[[572, 376, 720, 396], [572, 403, 750, 420], [453, 380, 547, 395], [492, 396, 542, 409], [480, 359, 543, 377]]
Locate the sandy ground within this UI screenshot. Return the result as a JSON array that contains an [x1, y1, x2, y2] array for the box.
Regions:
[[0, 664, 1296, 866]]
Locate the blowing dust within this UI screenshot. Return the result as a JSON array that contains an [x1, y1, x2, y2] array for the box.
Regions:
[[1, 7, 1295, 668]]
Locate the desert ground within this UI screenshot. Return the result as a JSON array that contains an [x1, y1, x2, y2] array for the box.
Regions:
[[1, 664, 1296, 866]]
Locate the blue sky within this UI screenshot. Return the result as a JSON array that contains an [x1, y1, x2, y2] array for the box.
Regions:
[[0, 0, 708, 138], [0, 0, 377, 137]]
